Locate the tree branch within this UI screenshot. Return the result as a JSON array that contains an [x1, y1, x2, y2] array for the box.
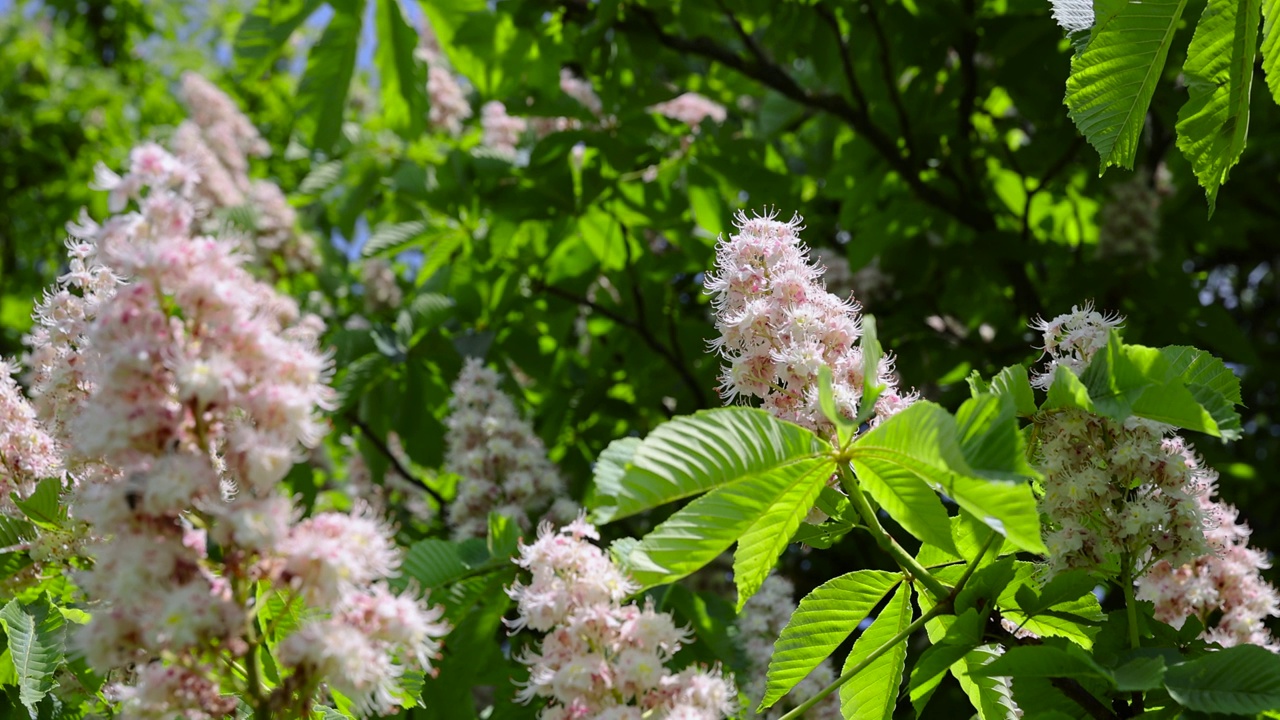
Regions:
[[814, 4, 872, 114], [603, 2, 995, 231], [536, 281, 709, 408], [345, 411, 447, 509], [862, 1, 919, 161]]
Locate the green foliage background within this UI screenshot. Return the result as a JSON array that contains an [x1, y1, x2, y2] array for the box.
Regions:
[[2, 0, 1279, 714]]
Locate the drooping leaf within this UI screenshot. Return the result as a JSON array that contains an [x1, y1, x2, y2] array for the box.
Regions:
[[760, 571, 900, 710], [841, 583, 912, 720], [1174, 0, 1260, 210], [296, 0, 364, 153], [374, 0, 430, 139], [589, 407, 828, 524], [955, 392, 1038, 483], [1064, 0, 1190, 171], [1164, 644, 1280, 714], [1042, 364, 1095, 413], [850, 403, 959, 554]]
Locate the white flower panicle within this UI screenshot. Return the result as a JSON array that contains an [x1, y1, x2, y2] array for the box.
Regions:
[[427, 65, 474, 135], [561, 69, 604, 116], [29, 127, 445, 716], [649, 93, 727, 129], [1097, 178, 1162, 263], [174, 72, 318, 272], [1031, 307, 1214, 576], [1137, 490, 1280, 650], [1029, 302, 1124, 389], [704, 210, 914, 438], [444, 358, 575, 539], [361, 258, 404, 314], [737, 575, 841, 719], [0, 360, 61, 503], [1034, 410, 1213, 576], [508, 518, 737, 719], [1049, 0, 1094, 32], [481, 101, 528, 158]]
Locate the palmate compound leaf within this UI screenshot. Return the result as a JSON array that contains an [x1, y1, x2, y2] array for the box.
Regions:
[[759, 571, 901, 711], [588, 407, 829, 524], [841, 582, 913, 720], [623, 455, 835, 606], [1064, 0, 1190, 171], [850, 400, 1045, 555], [1175, 0, 1260, 211]]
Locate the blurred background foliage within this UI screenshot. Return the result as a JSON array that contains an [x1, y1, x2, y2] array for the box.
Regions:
[[1, 0, 1277, 715]]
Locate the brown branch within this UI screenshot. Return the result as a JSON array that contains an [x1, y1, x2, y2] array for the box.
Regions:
[[345, 411, 447, 509], [814, 4, 872, 114], [536, 281, 710, 408], [955, 0, 982, 195], [862, 1, 919, 161], [603, 3, 996, 232]]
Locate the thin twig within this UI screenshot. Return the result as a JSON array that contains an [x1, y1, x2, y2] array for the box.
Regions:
[[536, 281, 709, 407], [345, 411, 448, 508], [863, 1, 919, 161], [814, 4, 871, 112], [603, 2, 996, 231]]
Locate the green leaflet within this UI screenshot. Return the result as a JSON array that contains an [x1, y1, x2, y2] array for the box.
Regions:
[[589, 407, 828, 524], [851, 401, 1043, 554], [841, 583, 912, 720], [1175, 0, 1260, 211], [1263, 0, 1280, 103], [1164, 644, 1280, 714], [0, 595, 66, 713], [625, 456, 834, 596], [233, 0, 324, 78], [296, 0, 364, 153], [374, 0, 430, 140], [760, 570, 900, 710], [1064, 0, 1190, 171]]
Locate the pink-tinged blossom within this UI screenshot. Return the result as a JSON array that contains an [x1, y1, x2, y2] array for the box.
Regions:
[[173, 72, 318, 272], [0, 360, 61, 501], [361, 258, 404, 314], [1029, 302, 1123, 390], [1138, 488, 1280, 650], [32, 130, 445, 716], [481, 101, 527, 158], [282, 506, 402, 604], [1030, 307, 1214, 577], [444, 358, 574, 539], [560, 68, 603, 116], [704, 210, 914, 438], [509, 519, 737, 718], [105, 662, 238, 720], [427, 65, 473, 134], [737, 575, 841, 719], [649, 93, 727, 129]]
